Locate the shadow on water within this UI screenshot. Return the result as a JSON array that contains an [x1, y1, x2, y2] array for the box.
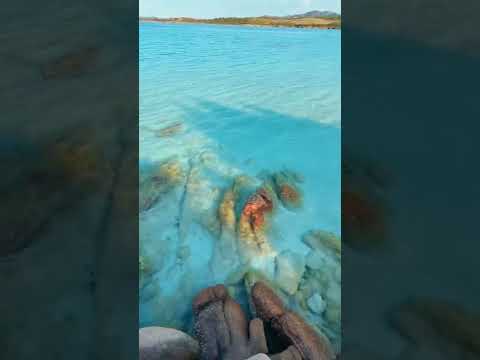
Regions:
[[177, 99, 340, 169]]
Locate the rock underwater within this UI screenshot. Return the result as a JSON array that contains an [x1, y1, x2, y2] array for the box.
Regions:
[[238, 187, 275, 256], [271, 170, 303, 210], [210, 175, 278, 275], [240, 231, 341, 353], [139, 158, 184, 212], [275, 250, 306, 296], [296, 230, 341, 351], [214, 169, 306, 264]]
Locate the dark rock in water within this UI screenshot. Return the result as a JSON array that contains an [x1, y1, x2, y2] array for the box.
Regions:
[[218, 188, 237, 234], [278, 183, 301, 207], [281, 169, 305, 184], [302, 230, 341, 255], [144, 122, 184, 138], [157, 122, 183, 137], [139, 159, 184, 212], [271, 171, 303, 210], [274, 250, 306, 295], [241, 188, 274, 230], [238, 187, 275, 255], [139, 326, 199, 360]]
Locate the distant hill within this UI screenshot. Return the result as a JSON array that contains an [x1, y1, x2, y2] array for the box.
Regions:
[[285, 10, 340, 19], [140, 11, 341, 29]]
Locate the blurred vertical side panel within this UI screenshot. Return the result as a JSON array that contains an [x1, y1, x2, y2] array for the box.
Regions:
[[0, 0, 138, 359], [342, 0, 480, 358]]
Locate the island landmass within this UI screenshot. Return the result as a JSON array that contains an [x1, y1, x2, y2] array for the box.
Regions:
[[140, 11, 341, 29]]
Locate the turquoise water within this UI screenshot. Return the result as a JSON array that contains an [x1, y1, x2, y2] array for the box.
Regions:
[[140, 23, 340, 127], [139, 22, 341, 351]]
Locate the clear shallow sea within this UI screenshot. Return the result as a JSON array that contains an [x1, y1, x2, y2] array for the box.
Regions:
[[139, 22, 341, 343]]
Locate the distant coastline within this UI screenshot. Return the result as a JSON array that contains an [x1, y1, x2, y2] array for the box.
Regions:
[[139, 11, 341, 29]]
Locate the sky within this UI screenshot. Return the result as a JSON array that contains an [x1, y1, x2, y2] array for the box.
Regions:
[[139, 0, 341, 19]]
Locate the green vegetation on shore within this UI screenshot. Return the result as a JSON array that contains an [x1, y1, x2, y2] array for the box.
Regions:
[[140, 14, 341, 29]]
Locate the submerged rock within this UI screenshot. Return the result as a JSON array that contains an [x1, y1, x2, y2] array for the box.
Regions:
[[306, 251, 328, 271], [218, 188, 237, 234], [278, 183, 302, 208], [210, 184, 240, 277], [295, 231, 341, 352], [241, 188, 274, 231], [307, 293, 327, 315], [281, 169, 305, 184], [157, 122, 183, 138], [139, 159, 184, 212], [275, 250, 306, 295], [232, 175, 260, 212], [143, 122, 184, 138], [139, 254, 154, 280], [325, 303, 341, 327], [238, 187, 275, 255], [272, 171, 303, 210], [139, 326, 199, 360], [302, 230, 341, 256], [211, 174, 280, 276], [176, 245, 191, 264], [152, 159, 184, 187]]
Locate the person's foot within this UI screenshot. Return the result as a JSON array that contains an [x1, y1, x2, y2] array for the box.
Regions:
[[193, 284, 268, 360], [251, 282, 335, 360]]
